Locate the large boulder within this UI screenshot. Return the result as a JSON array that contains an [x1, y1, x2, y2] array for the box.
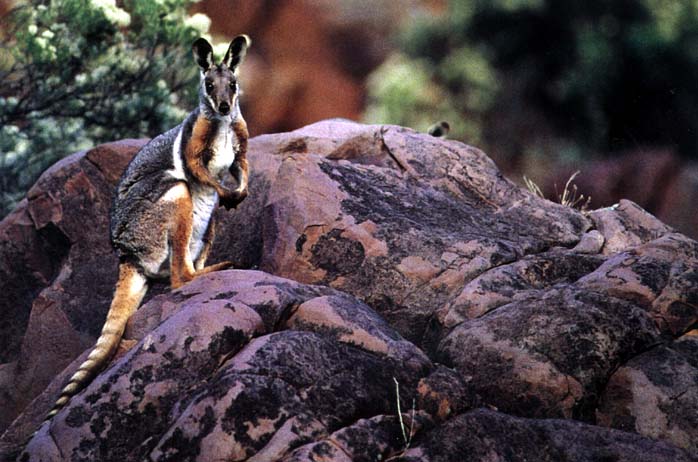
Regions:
[[254, 121, 589, 345], [0, 140, 146, 432], [1, 120, 697, 460], [401, 408, 696, 462], [13, 271, 431, 462]]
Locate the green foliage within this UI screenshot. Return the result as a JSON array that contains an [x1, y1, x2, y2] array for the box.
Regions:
[[0, 0, 212, 217], [365, 0, 698, 161], [365, 54, 480, 142]]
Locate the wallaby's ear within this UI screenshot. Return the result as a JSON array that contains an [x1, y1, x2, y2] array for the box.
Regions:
[[192, 38, 214, 71], [222, 34, 251, 70]]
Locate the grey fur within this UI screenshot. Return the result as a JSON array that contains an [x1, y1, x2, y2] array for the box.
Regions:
[[110, 110, 199, 274]]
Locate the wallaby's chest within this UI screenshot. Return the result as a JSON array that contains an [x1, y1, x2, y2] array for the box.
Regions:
[[187, 116, 239, 179], [208, 121, 238, 177]]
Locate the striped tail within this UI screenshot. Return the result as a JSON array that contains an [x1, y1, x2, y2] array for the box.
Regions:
[[46, 262, 148, 420]]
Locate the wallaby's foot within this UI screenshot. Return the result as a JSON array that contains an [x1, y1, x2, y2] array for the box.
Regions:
[[171, 269, 195, 289], [171, 261, 234, 289], [197, 260, 234, 274]]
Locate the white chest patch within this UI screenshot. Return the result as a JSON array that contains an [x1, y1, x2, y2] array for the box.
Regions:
[[189, 184, 218, 260], [208, 119, 238, 179]]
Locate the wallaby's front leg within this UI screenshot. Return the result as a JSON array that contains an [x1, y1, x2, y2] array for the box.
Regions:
[[221, 157, 249, 210], [220, 118, 250, 210], [232, 118, 249, 195], [186, 147, 235, 198], [186, 117, 236, 199], [170, 187, 232, 289]]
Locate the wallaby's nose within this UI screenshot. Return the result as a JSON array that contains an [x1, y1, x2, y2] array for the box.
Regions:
[[218, 102, 230, 115]]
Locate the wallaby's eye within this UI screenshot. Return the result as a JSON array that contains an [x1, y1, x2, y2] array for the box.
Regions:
[[229, 81, 236, 92], [205, 81, 213, 93]]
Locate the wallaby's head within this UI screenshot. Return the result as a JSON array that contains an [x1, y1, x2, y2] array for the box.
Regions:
[[192, 35, 250, 117]]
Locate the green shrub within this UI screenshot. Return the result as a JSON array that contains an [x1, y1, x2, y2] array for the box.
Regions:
[[0, 0, 213, 217], [365, 0, 698, 161]]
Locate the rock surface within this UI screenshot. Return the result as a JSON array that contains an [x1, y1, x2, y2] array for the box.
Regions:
[[15, 271, 430, 462], [1, 120, 697, 461], [597, 333, 698, 455], [0, 140, 147, 433], [256, 121, 589, 346], [402, 408, 696, 462]]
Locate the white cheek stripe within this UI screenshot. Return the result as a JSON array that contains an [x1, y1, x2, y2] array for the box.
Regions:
[[206, 93, 216, 110]]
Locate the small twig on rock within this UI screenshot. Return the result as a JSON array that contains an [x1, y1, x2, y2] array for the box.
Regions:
[[390, 377, 416, 461], [394, 377, 408, 444]]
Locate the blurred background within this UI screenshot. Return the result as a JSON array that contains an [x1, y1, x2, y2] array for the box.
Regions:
[[1, 0, 697, 238]]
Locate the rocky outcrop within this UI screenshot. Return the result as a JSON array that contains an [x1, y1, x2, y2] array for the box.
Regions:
[[255, 122, 588, 345], [14, 271, 430, 461], [1, 120, 697, 461]]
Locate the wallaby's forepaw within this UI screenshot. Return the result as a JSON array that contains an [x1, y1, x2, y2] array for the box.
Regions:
[[220, 188, 248, 210]]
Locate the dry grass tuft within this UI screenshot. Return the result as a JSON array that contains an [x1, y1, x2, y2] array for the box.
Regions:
[[524, 170, 591, 213]]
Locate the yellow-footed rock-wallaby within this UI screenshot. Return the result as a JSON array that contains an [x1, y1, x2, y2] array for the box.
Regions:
[[46, 35, 251, 420]]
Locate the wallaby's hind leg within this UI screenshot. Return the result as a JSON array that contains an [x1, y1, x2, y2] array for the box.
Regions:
[[169, 186, 196, 288], [170, 187, 232, 289], [194, 216, 216, 271]]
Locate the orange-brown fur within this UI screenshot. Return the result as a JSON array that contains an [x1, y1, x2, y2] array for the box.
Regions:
[[185, 117, 230, 197], [170, 186, 196, 288], [184, 115, 249, 205], [169, 186, 231, 289], [233, 118, 249, 191]]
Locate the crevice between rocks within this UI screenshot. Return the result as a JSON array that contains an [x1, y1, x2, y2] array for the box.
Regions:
[[591, 337, 669, 422], [431, 240, 597, 335], [48, 422, 66, 460], [379, 127, 408, 174], [325, 437, 354, 459]]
